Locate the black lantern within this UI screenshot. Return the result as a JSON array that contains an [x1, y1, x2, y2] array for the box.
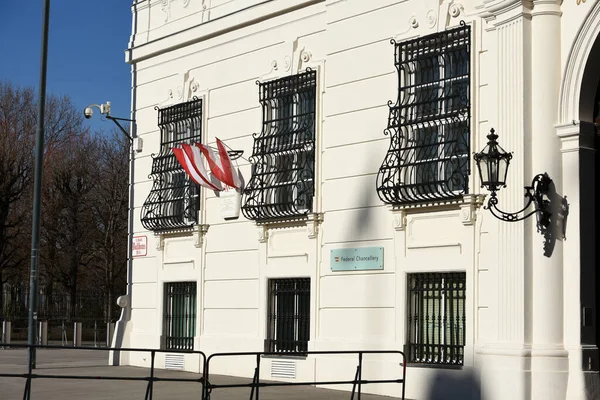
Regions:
[[473, 129, 512, 192], [473, 128, 553, 230]]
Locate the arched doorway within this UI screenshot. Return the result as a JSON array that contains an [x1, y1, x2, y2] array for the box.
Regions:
[[579, 34, 600, 368]]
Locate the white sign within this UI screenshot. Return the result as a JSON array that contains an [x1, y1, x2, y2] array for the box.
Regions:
[[132, 236, 148, 257], [220, 188, 242, 220]]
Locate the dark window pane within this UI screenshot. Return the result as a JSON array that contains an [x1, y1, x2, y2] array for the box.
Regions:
[[267, 278, 310, 354], [141, 98, 202, 231], [377, 25, 471, 205], [242, 70, 316, 221], [163, 282, 197, 350], [406, 273, 466, 365]]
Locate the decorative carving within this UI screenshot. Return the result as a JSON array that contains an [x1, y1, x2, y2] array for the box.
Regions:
[[300, 50, 312, 63], [306, 213, 324, 239], [449, 3, 464, 18], [156, 234, 165, 250], [193, 224, 210, 248], [409, 16, 419, 28], [392, 210, 406, 231], [182, 0, 191, 7], [283, 55, 292, 72], [189, 77, 199, 93], [161, 0, 171, 22], [459, 194, 486, 226], [426, 9, 438, 29], [576, 0, 586, 4], [271, 60, 278, 71], [257, 225, 269, 243]]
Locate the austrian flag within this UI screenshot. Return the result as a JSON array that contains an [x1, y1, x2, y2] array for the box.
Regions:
[[172, 138, 242, 192], [196, 138, 242, 189]]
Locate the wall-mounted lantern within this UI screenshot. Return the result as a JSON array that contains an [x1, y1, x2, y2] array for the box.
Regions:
[[473, 128, 553, 231]]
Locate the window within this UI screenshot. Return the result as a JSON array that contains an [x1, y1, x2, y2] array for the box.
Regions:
[[163, 282, 197, 350], [377, 24, 471, 204], [141, 98, 202, 231], [266, 278, 310, 354], [406, 272, 466, 366], [242, 69, 317, 221]]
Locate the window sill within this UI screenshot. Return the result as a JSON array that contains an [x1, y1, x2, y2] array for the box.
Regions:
[[256, 212, 323, 242], [154, 224, 209, 250], [405, 362, 463, 370], [261, 354, 308, 360], [391, 193, 485, 230]]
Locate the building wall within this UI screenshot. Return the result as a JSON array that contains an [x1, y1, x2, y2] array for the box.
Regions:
[[122, 0, 600, 399]]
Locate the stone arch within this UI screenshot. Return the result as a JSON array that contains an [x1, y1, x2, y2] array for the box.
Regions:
[[558, 1, 600, 123]]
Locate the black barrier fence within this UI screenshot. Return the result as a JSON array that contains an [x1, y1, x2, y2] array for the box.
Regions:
[[0, 343, 207, 400], [0, 344, 407, 400], [203, 350, 406, 400]]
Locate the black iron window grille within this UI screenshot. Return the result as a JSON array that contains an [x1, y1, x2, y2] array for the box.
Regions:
[[266, 278, 310, 354], [242, 69, 317, 221], [377, 23, 471, 204], [163, 281, 197, 350], [406, 272, 466, 366], [141, 98, 203, 231]]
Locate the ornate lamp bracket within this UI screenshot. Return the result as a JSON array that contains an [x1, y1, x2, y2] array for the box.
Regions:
[[485, 173, 553, 232]]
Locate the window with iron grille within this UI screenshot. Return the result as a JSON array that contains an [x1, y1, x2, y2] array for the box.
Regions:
[[266, 278, 310, 354], [141, 98, 203, 231], [406, 272, 466, 366], [163, 282, 197, 350], [377, 24, 471, 204], [242, 69, 317, 221]]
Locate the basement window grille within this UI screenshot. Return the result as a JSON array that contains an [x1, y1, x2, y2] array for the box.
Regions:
[[141, 98, 202, 231], [266, 278, 310, 354], [406, 272, 466, 366], [242, 69, 317, 221], [377, 24, 471, 205], [163, 281, 197, 351]]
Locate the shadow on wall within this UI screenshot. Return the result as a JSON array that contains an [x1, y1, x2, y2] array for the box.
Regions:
[[540, 179, 569, 258], [426, 369, 485, 400]]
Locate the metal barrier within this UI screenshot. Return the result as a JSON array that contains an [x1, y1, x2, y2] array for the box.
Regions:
[[0, 343, 207, 400], [0, 344, 407, 400], [203, 350, 407, 400]]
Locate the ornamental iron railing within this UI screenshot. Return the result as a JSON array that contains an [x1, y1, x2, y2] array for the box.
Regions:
[[266, 278, 310, 354], [242, 69, 316, 221], [377, 23, 471, 205], [163, 282, 197, 351], [406, 272, 466, 366], [141, 98, 202, 231]]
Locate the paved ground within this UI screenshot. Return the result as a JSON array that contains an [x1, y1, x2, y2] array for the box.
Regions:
[[0, 348, 402, 400]]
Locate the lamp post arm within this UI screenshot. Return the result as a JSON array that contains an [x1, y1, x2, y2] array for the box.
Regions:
[[105, 115, 134, 142], [484, 173, 552, 226], [486, 192, 538, 222]]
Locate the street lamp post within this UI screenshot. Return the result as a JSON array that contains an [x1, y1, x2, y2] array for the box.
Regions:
[[27, 0, 51, 372], [84, 101, 137, 345]]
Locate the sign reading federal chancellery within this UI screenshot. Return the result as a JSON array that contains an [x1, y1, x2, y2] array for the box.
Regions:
[[330, 247, 384, 271]]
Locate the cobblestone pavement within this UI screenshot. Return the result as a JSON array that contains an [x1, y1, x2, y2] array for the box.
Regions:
[[0, 348, 403, 400]]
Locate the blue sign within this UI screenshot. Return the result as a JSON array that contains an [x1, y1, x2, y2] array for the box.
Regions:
[[330, 247, 384, 271]]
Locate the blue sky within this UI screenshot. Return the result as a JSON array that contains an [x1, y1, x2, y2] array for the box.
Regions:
[[0, 1, 132, 133]]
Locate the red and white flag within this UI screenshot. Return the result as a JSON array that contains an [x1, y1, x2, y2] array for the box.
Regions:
[[173, 143, 222, 191], [196, 138, 242, 189]]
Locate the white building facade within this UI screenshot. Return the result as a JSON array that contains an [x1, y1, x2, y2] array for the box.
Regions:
[[116, 1, 600, 399]]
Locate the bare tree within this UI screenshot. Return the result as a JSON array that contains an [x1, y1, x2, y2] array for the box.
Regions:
[[89, 129, 129, 322], [41, 133, 99, 320], [0, 82, 37, 314]]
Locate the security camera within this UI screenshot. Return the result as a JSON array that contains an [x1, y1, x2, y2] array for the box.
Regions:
[[84, 107, 93, 119]]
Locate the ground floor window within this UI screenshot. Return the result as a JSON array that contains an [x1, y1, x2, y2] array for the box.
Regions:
[[267, 278, 310, 354], [407, 272, 466, 365], [163, 281, 197, 350]]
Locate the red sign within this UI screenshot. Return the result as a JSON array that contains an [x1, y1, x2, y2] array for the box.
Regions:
[[132, 236, 148, 257]]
